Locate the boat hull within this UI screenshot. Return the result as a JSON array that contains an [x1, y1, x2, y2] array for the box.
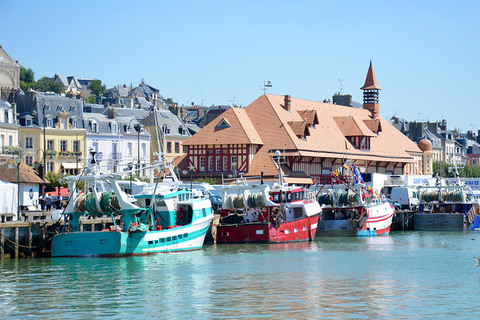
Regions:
[[316, 219, 358, 237], [357, 203, 395, 237], [414, 213, 465, 231], [51, 217, 212, 257], [215, 214, 319, 244]]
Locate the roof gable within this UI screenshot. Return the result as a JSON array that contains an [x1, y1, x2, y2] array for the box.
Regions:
[[215, 118, 231, 129], [334, 116, 376, 137], [183, 107, 263, 146]]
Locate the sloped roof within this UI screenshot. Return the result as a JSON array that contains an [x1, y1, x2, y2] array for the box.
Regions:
[[249, 94, 421, 159], [183, 107, 263, 146], [0, 161, 45, 184], [334, 116, 376, 137], [363, 119, 382, 134], [360, 61, 382, 90], [288, 121, 309, 137], [297, 109, 319, 126]]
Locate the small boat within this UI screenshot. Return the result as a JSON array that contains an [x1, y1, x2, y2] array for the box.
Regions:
[[51, 152, 214, 257], [215, 151, 321, 244], [313, 163, 395, 237]]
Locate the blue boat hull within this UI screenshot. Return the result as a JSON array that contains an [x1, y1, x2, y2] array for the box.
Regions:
[[51, 218, 211, 257]]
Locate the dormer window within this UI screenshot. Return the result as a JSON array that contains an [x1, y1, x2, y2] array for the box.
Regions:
[[71, 117, 79, 128], [70, 106, 76, 111], [111, 122, 118, 134], [91, 120, 98, 133], [215, 118, 230, 129], [46, 117, 54, 128]]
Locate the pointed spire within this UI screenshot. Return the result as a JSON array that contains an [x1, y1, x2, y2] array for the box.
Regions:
[[360, 60, 381, 90]]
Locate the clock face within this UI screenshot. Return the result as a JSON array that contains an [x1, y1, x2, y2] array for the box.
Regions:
[[0, 56, 4, 62]]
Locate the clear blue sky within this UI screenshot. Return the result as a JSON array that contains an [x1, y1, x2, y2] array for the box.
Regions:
[[1, 0, 478, 131]]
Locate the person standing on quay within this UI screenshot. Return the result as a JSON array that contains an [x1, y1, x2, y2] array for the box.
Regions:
[[46, 195, 52, 212], [38, 194, 45, 211]]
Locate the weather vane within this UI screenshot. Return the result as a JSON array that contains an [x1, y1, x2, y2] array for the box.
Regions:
[[262, 80, 272, 94]]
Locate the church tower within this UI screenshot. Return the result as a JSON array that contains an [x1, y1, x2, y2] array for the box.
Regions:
[[361, 61, 381, 119]]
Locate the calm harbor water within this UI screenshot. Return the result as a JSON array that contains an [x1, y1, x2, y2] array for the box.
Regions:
[[1, 232, 480, 319]]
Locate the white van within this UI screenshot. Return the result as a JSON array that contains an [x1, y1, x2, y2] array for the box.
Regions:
[[391, 187, 420, 210]]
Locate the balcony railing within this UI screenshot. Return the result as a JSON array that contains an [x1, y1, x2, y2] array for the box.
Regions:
[[58, 151, 83, 157]]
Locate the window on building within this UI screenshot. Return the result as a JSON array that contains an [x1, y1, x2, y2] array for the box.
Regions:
[[127, 143, 132, 156], [26, 118, 32, 126], [47, 140, 54, 150], [73, 140, 80, 152], [60, 140, 67, 152], [47, 161, 54, 173], [25, 156, 33, 166], [141, 143, 146, 157], [91, 121, 98, 133], [71, 119, 79, 128], [46, 118, 54, 128], [61, 117, 67, 129], [175, 142, 180, 153], [216, 157, 221, 171], [8, 135, 12, 146], [223, 156, 228, 171], [231, 156, 237, 171], [167, 142, 172, 153], [111, 123, 117, 134], [199, 156, 206, 171], [208, 156, 213, 171], [25, 137, 33, 149]]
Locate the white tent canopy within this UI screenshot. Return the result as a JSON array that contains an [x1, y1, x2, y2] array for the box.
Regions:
[[0, 179, 16, 215]]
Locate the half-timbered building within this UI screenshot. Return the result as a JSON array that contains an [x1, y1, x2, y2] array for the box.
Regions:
[[178, 62, 428, 183]]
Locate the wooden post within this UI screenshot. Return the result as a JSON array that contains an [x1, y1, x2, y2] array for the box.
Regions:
[[1, 227, 4, 260], [28, 223, 33, 258], [14, 227, 19, 259]]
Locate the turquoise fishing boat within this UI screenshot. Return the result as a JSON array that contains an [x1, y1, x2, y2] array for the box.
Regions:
[[51, 152, 214, 257]]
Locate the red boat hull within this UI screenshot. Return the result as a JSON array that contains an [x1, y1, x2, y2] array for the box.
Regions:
[[216, 214, 319, 244]]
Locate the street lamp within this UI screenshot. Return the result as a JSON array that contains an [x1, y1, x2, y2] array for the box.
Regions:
[[127, 119, 141, 172], [128, 162, 133, 194]]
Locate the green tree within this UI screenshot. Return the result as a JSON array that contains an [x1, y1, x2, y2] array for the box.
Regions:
[[20, 65, 35, 92], [89, 79, 106, 96], [46, 171, 68, 190], [34, 77, 63, 93], [163, 98, 175, 106], [86, 96, 96, 104], [195, 176, 217, 185]]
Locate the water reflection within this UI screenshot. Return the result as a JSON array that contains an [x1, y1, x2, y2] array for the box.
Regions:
[[1, 232, 480, 318]]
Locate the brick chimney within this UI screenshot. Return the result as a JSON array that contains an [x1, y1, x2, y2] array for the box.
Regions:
[[284, 95, 291, 112], [107, 107, 116, 119]]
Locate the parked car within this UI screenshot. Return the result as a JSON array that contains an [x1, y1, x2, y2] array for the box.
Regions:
[[385, 197, 402, 211], [391, 187, 419, 210]]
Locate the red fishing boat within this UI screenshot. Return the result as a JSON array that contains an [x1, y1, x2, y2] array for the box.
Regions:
[[215, 152, 321, 244]]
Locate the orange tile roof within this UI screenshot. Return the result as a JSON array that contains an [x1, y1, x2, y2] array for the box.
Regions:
[[182, 94, 422, 178], [333, 116, 376, 137], [363, 119, 382, 134], [297, 109, 319, 126], [360, 61, 382, 90], [183, 107, 263, 146], [288, 120, 309, 137], [251, 94, 421, 160], [0, 161, 45, 184]]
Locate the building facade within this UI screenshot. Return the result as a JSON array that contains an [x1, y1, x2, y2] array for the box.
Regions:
[[179, 63, 431, 183]]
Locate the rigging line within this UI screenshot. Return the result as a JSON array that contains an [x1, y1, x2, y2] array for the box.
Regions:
[[0, 229, 42, 249]]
